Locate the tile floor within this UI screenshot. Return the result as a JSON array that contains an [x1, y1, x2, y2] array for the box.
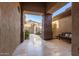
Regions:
[[12, 34, 71, 56]]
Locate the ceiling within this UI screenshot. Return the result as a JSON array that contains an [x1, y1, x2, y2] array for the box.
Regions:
[[20, 2, 67, 15]]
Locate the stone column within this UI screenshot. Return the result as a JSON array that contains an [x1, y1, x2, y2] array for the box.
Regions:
[[42, 13, 53, 40], [72, 2, 79, 56]]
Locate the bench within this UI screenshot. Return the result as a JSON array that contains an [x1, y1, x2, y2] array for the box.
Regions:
[[57, 32, 72, 43]]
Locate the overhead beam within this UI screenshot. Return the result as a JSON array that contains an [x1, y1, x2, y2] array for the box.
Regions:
[[46, 2, 68, 14], [21, 2, 46, 14], [23, 10, 44, 16], [52, 8, 71, 21]]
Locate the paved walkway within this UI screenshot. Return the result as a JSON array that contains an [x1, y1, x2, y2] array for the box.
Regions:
[[12, 34, 71, 56]]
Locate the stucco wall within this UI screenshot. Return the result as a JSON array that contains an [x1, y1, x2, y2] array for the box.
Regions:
[[72, 3, 79, 56], [0, 3, 21, 55], [52, 16, 72, 37]]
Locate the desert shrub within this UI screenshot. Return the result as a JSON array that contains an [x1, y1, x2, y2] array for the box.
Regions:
[[25, 30, 30, 39]]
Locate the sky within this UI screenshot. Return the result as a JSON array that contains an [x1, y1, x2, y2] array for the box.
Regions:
[[25, 14, 42, 23], [25, 2, 72, 23]]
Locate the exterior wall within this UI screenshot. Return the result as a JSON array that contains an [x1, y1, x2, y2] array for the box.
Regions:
[[52, 16, 72, 37], [0, 3, 21, 55], [24, 20, 42, 34], [72, 3, 79, 56]]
